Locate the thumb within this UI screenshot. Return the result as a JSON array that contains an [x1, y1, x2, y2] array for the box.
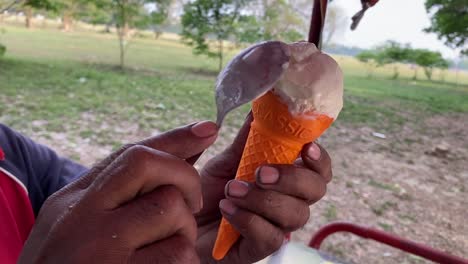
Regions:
[[76, 121, 219, 188], [202, 112, 253, 179], [144, 120, 219, 159]]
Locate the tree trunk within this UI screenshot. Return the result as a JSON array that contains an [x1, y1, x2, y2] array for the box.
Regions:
[[154, 30, 162, 39], [123, 22, 129, 38], [424, 68, 432, 80], [25, 7, 33, 28], [218, 39, 223, 71], [117, 1, 129, 69], [62, 12, 72, 31], [105, 22, 112, 33], [392, 65, 399, 79], [413, 67, 418, 80], [455, 57, 460, 87], [118, 28, 125, 69]]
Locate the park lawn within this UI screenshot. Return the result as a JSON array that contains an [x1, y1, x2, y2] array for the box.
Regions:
[[1, 25, 468, 139]]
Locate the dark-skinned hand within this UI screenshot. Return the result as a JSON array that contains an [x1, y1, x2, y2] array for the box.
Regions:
[[196, 113, 333, 264], [18, 121, 219, 264]]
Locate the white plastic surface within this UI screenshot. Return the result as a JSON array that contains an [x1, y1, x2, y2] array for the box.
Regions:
[[255, 241, 343, 264]]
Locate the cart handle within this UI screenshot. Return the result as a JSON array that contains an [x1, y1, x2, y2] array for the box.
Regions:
[[309, 221, 468, 264]]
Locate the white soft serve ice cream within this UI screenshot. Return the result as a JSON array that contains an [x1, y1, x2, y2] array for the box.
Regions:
[[273, 42, 344, 119]]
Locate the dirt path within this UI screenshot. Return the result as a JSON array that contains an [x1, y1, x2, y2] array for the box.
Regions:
[[293, 113, 468, 263], [27, 113, 467, 264]]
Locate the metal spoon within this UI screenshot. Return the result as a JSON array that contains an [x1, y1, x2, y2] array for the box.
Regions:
[[214, 41, 291, 127]]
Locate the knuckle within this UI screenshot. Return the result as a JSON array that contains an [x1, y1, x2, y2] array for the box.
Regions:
[[261, 190, 283, 210], [158, 186, 186, 209], [126, 145, 155, 163], [180, 162, 200, 183], [120, 143, 137, 153], [132, 196, 162, 223]]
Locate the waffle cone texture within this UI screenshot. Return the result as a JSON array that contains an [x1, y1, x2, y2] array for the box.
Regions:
[[212, 91, 334, 260]]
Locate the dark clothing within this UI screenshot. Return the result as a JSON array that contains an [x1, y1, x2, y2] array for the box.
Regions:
[[0, 123, 87, 263]]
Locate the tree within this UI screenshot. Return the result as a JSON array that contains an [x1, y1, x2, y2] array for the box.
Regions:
[[78, 0, 112, 26], [378, 41, 411, 79], [235, 0, 304, 44], [356, 50, 380, 78], [24, 5, 34, 28], [322, 4, 347, 47], [90, 0, 169, 68], [19, 0, 102, 31], [50, 0, 87, 31], [235, 15, 263, 44], [148, 0, 171, 39], [1, 0, 55, 28], [425, 0, 467, 55], [1, 0, 55, 54], [409, 48, 448, 80], [259, 0, 304, 42], [1, 0, 55, 11], [181, 0, 247, 71], [115, 0, 170, 68]]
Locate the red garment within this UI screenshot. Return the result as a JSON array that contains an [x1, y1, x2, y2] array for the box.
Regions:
[[0, 167, 35, 263]]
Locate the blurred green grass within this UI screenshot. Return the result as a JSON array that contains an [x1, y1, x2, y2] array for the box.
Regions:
[[1, 25, 467, 135]]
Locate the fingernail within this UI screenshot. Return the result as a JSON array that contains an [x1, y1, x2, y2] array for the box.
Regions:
[[259, 166, 279, 184], [228, 180, 249, 198], [219, 199, 237, 215], [191, 121, 218, 138], [307, 143, 321, 161]]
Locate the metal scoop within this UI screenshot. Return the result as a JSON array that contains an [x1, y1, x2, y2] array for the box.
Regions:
[[215, 41, 291, 127]]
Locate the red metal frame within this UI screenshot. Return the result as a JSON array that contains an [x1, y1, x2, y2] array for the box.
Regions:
[[309, 222, 468, 264]]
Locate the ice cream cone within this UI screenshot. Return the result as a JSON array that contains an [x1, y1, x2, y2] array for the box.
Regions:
[[212, 91, 334, 260]]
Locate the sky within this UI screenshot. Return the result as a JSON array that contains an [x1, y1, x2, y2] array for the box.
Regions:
[[330, 0, 459, 59]]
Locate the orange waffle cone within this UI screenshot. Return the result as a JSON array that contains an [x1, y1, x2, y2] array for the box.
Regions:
[[212, 91, 334, 260]]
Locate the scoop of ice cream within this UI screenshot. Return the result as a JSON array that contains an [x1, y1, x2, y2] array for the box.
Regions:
[[215, 41, 290, 126], [273, 42, 344, 119]]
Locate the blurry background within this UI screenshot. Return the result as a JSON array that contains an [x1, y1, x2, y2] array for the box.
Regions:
[[0, 0, 467, 263]]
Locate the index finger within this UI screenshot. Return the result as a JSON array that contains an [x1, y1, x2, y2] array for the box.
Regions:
[[86, 145, 203, 212]]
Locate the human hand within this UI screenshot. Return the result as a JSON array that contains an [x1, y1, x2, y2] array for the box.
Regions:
[[196, 113, 333, 264], [19, 121, 218, 264]]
